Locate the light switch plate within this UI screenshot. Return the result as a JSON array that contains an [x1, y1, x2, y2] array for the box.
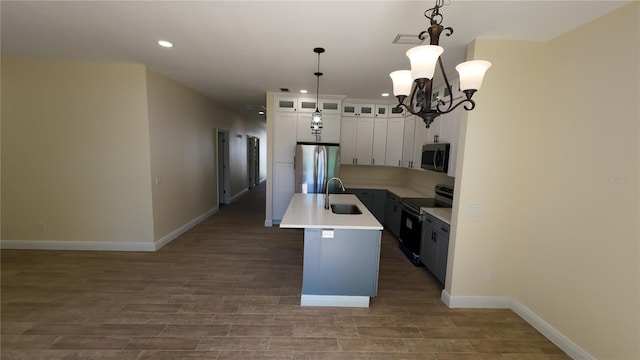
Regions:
[[321, 230, 334, 238], [466, 205, 483, 217]]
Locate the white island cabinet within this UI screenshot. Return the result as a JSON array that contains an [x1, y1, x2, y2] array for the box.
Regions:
[[280, 193, 383, 307]]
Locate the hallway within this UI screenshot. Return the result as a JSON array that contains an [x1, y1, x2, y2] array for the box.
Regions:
[[1, 182, 568, 359]]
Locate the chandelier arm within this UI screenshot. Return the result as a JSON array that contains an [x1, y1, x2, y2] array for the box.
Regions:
[[439, 97, 476, 114], [395, 102, 422, 117], [409, 81, 419, 111], [435, 57, 454, 113]]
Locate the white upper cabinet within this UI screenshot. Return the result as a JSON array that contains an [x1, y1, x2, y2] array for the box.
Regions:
[[413, 117, 430, 168], [340, 117, 375, 165], [274, 96, 299, 112], [274, 95, 341, 115], [355, 118, 374, 165], [372, 118, 388, 166], [340, 117, 357, 164], [342, 103, 375, 117], [275, 95, 340, 143], [318, 114, 341, 143], [296, 112, 341, 143], [385, 118, 404, 167], [402, 115, 416, 168], [273, 112, 298, 163], [374, 105, 389, 118], [297, 97, 319, 113], [441, 107, 461, 177], [320, 99, 341, 114], [389, 105, 406, 118]]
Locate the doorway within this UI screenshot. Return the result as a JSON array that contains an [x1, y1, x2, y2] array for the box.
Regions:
[[217, 129, 231, 205], [247, 136, 260, 188]]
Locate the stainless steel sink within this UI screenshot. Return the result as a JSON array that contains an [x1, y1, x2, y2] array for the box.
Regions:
[[330, 204, 362, 215]]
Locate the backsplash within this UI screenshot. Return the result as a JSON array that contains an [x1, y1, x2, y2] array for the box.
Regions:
[[340, 165, 454, 196]]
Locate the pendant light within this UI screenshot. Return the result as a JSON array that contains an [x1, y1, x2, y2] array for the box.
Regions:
[[310, 47, 325, 138]]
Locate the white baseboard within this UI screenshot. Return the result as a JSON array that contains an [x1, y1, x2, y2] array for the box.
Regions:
[[154, 206, 218, 251], [441, 290, 594, 360], [510, 300, 595, 360], [0, 206, 219, 253], [229, 188, 248, 203], [301, 294, 370, 307], [441, 291, 512, 309], [0, 239, 155, 252]]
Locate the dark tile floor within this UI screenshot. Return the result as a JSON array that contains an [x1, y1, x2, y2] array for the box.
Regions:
[[1, 182, 570, 359]]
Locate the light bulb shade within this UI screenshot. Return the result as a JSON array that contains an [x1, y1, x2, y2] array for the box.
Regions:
[[406, 45, 444, 80], [311, 110, 323, 133], [389, 70, 413, 96], [456, 60, 492, 91]]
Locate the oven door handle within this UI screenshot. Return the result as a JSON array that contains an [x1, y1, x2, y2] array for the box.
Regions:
[[402, 206, 425, 222], [401, 205, 421, 217]]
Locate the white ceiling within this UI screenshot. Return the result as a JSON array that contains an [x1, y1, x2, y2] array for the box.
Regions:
[[1, 1, 630, 121]]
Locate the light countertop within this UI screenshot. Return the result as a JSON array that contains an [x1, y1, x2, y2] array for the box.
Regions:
[[280, 193, 383, 230], [422, 207, 452, 224]]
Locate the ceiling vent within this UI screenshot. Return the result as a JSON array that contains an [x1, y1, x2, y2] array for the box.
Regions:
[[246, 104, 266, 111], [279, 88, 290, 92], [392, 34, 425, 45]]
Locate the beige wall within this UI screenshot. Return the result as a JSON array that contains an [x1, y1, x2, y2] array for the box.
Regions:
[[1, 59, 267, 247], [1, 59, 155, 243], [450, 3, 639, 358], [145, 68, 267, 241]]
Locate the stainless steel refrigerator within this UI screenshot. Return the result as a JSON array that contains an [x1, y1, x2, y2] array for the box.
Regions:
[[295, 143, 341, 194]]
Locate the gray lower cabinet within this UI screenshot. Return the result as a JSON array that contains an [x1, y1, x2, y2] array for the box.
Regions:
[[371, 190, 386, 223], [420, 212, 450, 284], [303, 228, 381, 296], [345, 189, 385, 223], [384, 191, 402, 238]]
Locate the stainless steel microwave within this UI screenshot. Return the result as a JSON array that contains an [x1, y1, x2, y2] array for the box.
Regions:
[[421, 143, 450, 172]]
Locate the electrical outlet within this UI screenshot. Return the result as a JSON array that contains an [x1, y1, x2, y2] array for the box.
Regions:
[[489, 271, 496, 283], [38, 223, 46, 233]]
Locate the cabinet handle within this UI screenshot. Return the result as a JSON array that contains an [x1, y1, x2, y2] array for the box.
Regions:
[[398, 160, 401, 166], [372, 158, 375, 165], [432, 231, 437, 241], [441, 227, 449, 233]]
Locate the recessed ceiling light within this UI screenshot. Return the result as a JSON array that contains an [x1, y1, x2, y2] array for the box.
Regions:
[[381, 93, 390, 97], [158, 40, 174, 48], [300, 90, 308, 94]]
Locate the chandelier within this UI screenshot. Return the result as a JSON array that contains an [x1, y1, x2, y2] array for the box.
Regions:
[[389, 0, 492, 128], [310, 47, 325, 137]]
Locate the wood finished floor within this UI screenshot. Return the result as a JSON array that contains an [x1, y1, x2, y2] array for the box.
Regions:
[[1, 182, 570, 360]]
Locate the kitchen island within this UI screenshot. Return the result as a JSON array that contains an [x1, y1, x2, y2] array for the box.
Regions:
[[280, 193, 383, 307]]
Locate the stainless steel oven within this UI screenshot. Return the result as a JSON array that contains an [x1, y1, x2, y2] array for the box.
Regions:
[[399, 184, 453, 265]]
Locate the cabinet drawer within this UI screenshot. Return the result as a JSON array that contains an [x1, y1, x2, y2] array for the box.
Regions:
[[422, 212, 450, 236]]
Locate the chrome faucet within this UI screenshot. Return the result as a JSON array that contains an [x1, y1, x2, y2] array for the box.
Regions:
[[325, 177, 345, 210]]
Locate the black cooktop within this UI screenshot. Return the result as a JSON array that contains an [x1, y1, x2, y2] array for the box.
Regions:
[[403, 197, 450, 209]]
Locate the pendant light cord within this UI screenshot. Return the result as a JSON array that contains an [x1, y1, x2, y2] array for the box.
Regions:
[[313, 47, 324, 111]]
